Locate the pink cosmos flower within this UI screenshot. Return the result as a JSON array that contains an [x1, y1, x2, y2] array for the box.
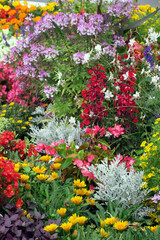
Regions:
[[108, 124, 125, 138]]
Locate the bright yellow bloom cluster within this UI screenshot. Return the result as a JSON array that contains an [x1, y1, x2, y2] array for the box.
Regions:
[[86, 198, 96, 205], [44, 223, 58, 232], [71, 196, 83, 205], [36, 174, 49, 181], [148, 225, 159, 233], [105, 217, 118, 225], [60, 222, 72, 231], [50, 171, 58, 180], [73, 179, 86, 188], [40, 155, 52, 162], [68, 213, 87, 225], [20, 174, 29, 182], [52, 163, 61, 169], [113, 221, 128, 231], [73, 188, 90, 196], [100, 228, 109, 238], [32, 166, 47, 174], [57, 208, 67, 216]]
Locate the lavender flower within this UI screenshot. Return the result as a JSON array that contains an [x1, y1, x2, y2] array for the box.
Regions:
[[151, 192, 160, 203], [144, 45, 155, 70]]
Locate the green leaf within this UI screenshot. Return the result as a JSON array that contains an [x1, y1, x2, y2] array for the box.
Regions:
[[78, 142, 90, 150], [97, 139, 111, 149], [61, 158, 72, 170], [70, 141, 76, 150], [78, 150, 84, 159], [59, 149, 66, 158], [23, 166, 31, 173]]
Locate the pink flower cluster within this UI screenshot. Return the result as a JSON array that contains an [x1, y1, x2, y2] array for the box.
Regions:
[[116, 154, 135, 171], [108, 124, 125, 138]]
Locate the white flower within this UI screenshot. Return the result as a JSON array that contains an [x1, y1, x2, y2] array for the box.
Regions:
[[133, 91, 140, 99], [122, 71, 129, 80], [105, 131, 112, 137], [141, 68, 145, 74], [128, 38, 135, 47], [115, 117, 119, 121], [69, 116, 76, 125], [151, 75, 159, 85], [104, 90, 114, 100], [95, 44, 102, 52], [57, 72, 62, 80], [82, 53, 90, 64]]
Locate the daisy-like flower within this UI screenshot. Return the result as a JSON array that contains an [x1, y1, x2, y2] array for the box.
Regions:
[[36, 174, 49, 181], [148, 225, 159, 233], [52, 163, 61, 170], [77, 216, 87, 224], [50, 172, 58, 180], [20, 174, 29, 182], [57, 208, 67, 216], [68, 213, 79, 225], [44, 223, 58, 232], [105, 217, 118, 225], [40, 155, 52, 162], [86, 198, 96, 206], [73, 179, 86, 188], [32, 166, 47, 174], [113, 221, 128, 231], [100, 228, 109, 238], [60, 222, 72, 231], [71, 196, 83, 205]]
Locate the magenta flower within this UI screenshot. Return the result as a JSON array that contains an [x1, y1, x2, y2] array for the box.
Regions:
[[108, 124, 125, 138]]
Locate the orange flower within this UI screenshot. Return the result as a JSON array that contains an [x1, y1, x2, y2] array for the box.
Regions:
[[57, 208, 67, 216], [8, 10, 17, 16], [0, 19, 6, 24], [10, 19, 19, 25], [1, 25, 10, 29], [71, 196, 83, 205], [18, 13, 27, 20], [33, 16, 41, 22]]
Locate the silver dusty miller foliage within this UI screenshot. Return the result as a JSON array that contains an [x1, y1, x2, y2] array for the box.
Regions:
[[29, 107, 85, 147], [84, 158, 148, 207]]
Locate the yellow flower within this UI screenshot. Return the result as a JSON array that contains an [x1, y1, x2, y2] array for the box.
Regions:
[[113, 221, 128, 231], [9, 102, 14, 106], [76, 188, 88, 196], [37, 174, 49, 181], [20, 174, 29, 182], [73, 179, 86, 188], [100, 220, 105, 227], [148, 225, 159, 233], [52, 163, 61, 169], [44, 223, 58, 232], [0, 114, 5, 117], [68, 213, 78, 225], [100, 228, 109, 238], [60, 222, 72, 231], [28, 117, 32, 120], [50, 172, 58, 180], [21, 126, 26, 129], [71, 196, 83, 205], [2, 104, 6, 107], [86, 198, 96, 206], [25, 121, 30, 125], [32, 166, 47, 174], [17, 120, 22, 124], [140, 141, 147, 147], [2, 110, 6, 113], [77, 216, 87, 224], [105, 217, 118, 225], [57, 208, 67, 216], [54, 156, 63, 163], [40, 155, 51, 162]]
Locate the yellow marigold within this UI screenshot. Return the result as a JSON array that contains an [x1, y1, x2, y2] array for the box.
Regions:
[[44, 223, 58, 232], [77, 216, 87, 224], [29, 5, 37, 11], [40, 155, 51, 162], [68, 213, 79, 225], [148, 225, 159, 233], [113, 221, 128, 231], [52, 163, 61, 170], [37, 174, 49, 181], [86, 198, 96, 206], [76, 188, 88, 196], [32, 166, 47, 174], [20, 174, 29, 182], [60, 222, 72, 231], [105, 217, 118, 225], [57, 208, 67, 216], [18, 13, 27, 20], [100, 228, 109, 238], [71, 196, 83, 205], [73, 179, 86, 188], [3, 5, 10, 11], [50, 172, 58, 180]]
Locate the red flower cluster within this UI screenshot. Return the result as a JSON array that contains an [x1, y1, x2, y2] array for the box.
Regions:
[[114, 67, 139, 125], [0, 157, 20, 198], [0, 131, 37, 160], [80, 64, 108, 128]]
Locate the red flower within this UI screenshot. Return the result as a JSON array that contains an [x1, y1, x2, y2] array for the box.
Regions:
[[16, 198, 23, 209]]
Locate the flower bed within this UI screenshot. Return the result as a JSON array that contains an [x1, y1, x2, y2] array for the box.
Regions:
[[0, 0, 160, 239]]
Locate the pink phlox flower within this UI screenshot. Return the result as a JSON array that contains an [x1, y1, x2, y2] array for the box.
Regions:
[[108, 124, 125, 138]]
